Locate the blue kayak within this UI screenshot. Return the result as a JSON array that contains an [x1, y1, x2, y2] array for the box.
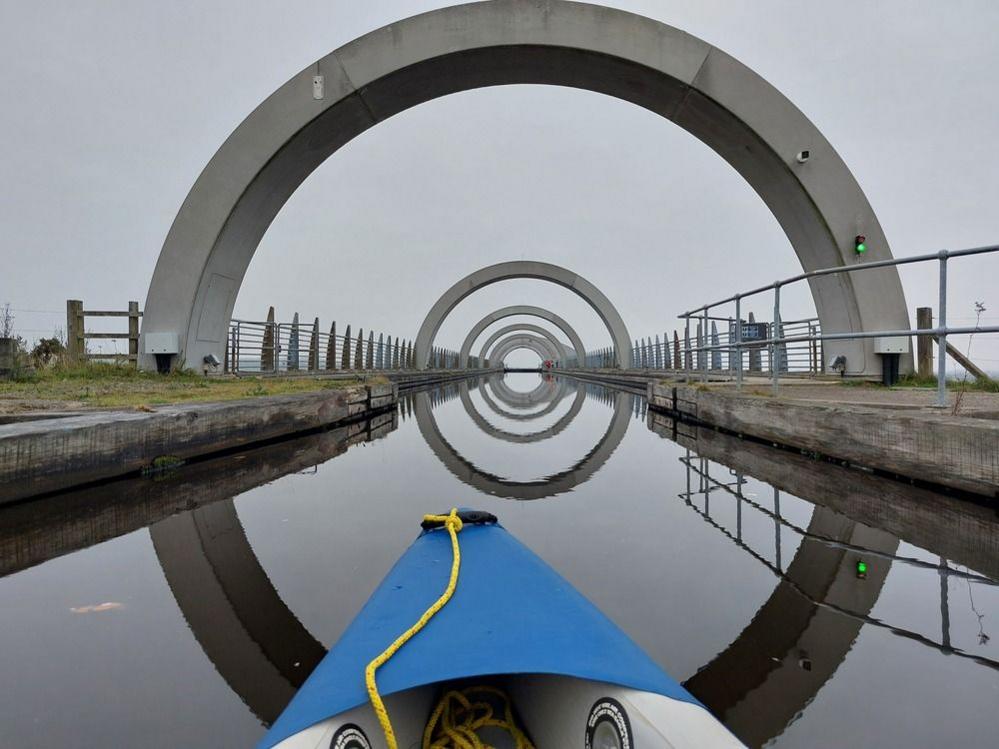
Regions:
[[259, 511, 743, 748]]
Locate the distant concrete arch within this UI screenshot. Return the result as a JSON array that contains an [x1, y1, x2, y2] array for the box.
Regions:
[[488, 334, 558, 365], [477, 323, 571, 366], [459, 306, 587, 368], [140, 0, 908, 376], [415, 261, 632, 369]]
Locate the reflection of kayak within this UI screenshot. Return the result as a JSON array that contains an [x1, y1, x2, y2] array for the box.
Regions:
[[260, 510, 744, 748]]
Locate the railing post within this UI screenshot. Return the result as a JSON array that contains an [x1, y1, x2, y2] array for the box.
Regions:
[[772, 283, 781, 396], [935, 252, 949, 407], [735, 296, 743, 390], [684, 318, 691, 381], [701, 309, 709, 383], [66, 299, 84, 362]]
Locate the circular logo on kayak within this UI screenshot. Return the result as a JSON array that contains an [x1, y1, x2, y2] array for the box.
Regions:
[[585, 698, 632, 749], [330, 724, 370, 749]]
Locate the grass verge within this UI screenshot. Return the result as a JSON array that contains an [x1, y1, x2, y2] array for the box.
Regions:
[[0, 361, 363, 411]]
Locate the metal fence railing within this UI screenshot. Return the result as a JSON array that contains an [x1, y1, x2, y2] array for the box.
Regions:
[[673, 243, 998, 405], [225, 316, 469, 374]]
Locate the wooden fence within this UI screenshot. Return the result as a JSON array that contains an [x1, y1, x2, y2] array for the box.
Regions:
[[66, 300, 141, 364]]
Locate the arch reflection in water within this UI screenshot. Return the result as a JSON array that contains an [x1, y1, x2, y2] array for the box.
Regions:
[[646, 411, 999, 747], [94, 381, 997, 749], [461, 380, 587, 445], [413, 380, 631, 501], [481, 377, 569, 420]]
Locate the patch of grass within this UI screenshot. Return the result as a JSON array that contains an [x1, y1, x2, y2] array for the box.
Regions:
[[0, 360, 362, 410], [895, 373, 998, 392]]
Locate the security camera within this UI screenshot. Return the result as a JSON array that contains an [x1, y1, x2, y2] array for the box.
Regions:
[[796, 150, 810, 164], [203, 353, 221, 368], [829, 354, 847, 374]]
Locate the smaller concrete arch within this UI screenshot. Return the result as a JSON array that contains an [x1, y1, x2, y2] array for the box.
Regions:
[[488, 334, 557, 366], [459, 306, 587, 368], [478, 324, 570, 366], [414, 261, 632, 369]]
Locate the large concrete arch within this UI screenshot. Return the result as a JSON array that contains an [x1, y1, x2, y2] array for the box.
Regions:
[[477, 323, 571, 366], [459, 306, 587, 368], [415, 261, 632, 369], [140, 0, 909, 376]]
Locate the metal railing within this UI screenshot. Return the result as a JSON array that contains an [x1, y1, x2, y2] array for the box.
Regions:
[[225, 317, 468, 374], [677, 243, 999, 405]]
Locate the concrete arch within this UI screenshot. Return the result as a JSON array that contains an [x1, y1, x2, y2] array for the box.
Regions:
[[477, 323, 571, 366], [416, 261, 632, 369], [462, 380, 587, 444], [459, 306, 587, 368], [142, 0, 910, 376], [488, 334, 558, 365]]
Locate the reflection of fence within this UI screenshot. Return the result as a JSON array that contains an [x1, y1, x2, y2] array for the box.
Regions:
[[225, 309, 466, 374], [66, 299, 141, 364], [678, 450, 998, 667]]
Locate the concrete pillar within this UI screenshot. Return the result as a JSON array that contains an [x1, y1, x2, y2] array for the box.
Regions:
[[392, 337, 400, 369], [287, 313, 300, 371], [326, 322, 336, 370], [341, 325, 351, 369], [261, 306, 275, 373], [354, 329, 364, 370], [366, 330, 374, 369], [917, 307, 934, 378], [308, 318, 319, 371]]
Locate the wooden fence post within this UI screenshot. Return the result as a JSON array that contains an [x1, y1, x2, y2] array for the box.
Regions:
[[326, 322, 336, 370], [66, 299, 84, 362], [917, 307, 933, 378], [261, 306, 275, 372], [342, 325, 352, 369], [354, 328, 364, 370], [308, 317, 319, 370], [128, 301, 139, 363]]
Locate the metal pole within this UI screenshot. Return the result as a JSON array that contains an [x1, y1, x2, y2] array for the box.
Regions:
[[772, 283, 781, 396], [684, 317, 691, 382], [936, 252, 949, 407], [702, 308, 709, 383], [735, 296, 743, 390]]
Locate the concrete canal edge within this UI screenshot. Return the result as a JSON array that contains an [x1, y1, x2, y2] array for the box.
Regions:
[[648, 383, 999, 499], [0, 383, 393, 504]]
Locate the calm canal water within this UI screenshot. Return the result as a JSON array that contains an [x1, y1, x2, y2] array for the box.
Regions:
[[1, 373, 997, 748]]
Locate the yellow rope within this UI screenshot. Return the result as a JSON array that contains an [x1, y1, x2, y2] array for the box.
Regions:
[[365, 509, 464, 749], [422, 686, 535, 749]]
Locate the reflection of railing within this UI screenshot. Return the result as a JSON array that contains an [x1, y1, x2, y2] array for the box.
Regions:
[[678, 244, 999, 402], [678, 451, 998, 669], [225, 315, 466, 374]]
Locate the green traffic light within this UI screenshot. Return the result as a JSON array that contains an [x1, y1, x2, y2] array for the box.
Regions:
[[856, 242, 867, 254], [856, 560, 868, 577]]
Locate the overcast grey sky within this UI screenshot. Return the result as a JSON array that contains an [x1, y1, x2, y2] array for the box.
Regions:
[[2, 0, 997, 369]]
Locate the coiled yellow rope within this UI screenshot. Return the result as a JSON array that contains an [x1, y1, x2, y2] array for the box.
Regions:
[[365, 509, 465, 749], [423, 686, 535, 749]]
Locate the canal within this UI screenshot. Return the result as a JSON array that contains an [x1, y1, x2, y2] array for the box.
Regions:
[[0, 374, 996, 748]]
